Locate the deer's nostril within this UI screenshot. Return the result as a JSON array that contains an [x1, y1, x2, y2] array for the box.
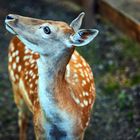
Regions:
[[6, 15, 14, 20]]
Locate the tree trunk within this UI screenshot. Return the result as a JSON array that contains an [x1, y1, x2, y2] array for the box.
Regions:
[[82, 0, 96, 28]]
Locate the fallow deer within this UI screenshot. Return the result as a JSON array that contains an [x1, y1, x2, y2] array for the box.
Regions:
[[5, 12, 98, 140]]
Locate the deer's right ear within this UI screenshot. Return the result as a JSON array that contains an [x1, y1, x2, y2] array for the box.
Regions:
[[67, 29, 99, 47], [70, 12, 85, 32]]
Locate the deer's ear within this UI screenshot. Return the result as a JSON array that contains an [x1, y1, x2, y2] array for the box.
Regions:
[[70, 12, 85, 32], [69, 29, 99, 47]]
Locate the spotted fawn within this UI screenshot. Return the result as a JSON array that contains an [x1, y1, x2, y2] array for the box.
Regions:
[[5, 12, 99, 140]]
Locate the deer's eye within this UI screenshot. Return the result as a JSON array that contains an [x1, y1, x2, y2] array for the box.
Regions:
[[43, 26, 51, 34]]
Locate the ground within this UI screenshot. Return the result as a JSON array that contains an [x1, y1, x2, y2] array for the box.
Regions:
[[0, 0, 140, 140]]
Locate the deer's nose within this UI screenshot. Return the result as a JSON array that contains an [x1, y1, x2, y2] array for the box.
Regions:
[[6, 15, 15, 20]]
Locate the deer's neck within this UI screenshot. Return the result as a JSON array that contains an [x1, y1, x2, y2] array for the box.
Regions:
[[37, 47, 74, 91], [36, 46, 75, 139]]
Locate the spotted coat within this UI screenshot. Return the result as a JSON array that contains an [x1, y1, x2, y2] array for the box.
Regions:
[[8, 37, 96, 131]]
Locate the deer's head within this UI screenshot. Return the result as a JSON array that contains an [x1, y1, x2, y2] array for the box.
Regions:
[[5, 12, 98, 55]]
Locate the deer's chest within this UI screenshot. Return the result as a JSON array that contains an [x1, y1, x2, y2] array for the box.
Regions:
[[43, 106, 75, 140], [38, 90, 75, 140]]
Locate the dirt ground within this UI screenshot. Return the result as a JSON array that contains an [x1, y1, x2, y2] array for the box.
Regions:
[[0, 0, 140, 140]]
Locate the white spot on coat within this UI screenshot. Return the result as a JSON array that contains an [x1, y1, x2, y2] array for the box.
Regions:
[[13, 62, 16, 70]]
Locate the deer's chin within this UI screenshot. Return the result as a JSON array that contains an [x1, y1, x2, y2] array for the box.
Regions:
[[6, 24, 17, 35]]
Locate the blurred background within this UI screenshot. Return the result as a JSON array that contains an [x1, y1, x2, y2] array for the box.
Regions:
[[0, 0, 140, 140]]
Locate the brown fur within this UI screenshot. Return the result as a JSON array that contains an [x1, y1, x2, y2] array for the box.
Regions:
[[8, 37, 96, 139]]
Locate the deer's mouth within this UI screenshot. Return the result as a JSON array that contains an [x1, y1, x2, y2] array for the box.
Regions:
[[5, 22, 18, 35], [6, 23, 38, 47]]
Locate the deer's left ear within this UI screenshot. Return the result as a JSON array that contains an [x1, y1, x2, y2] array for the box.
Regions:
[[69, 29, 99, 47], [70, 12, 85, 32]]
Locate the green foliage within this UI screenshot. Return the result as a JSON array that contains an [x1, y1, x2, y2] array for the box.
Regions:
[[118, 91, 132, 110], [100, 73, 120, 94], [136, 128, 140, 137], [118, 37, 140, 59], [127, 111, 133, 122], [118, 91, 127, 110]]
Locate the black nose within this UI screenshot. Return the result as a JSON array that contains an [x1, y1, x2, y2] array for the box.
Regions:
[[6, 15, 14, 20]]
